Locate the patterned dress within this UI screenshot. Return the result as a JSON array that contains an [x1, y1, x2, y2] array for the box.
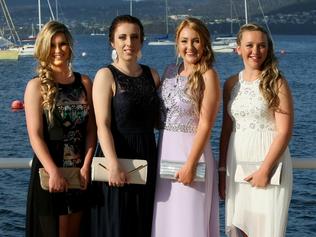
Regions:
[[225, 71, 293, 237], [26, 72, 91, 237], [152, 64, 220, 237], [91, 64, 159, 237]]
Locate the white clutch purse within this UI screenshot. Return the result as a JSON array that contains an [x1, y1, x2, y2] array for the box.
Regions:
[[234, 162, 283, 185], [91, 157, 148, 185], [159, 160, 206, 182]]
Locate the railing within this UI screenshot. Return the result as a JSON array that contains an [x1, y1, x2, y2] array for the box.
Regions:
[[0, 158, 315, 169]]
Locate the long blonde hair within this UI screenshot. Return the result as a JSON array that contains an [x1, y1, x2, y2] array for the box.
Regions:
[[34, 21, 74, 125], [175, 17, 215, 115], [237, 23, 282, 111]]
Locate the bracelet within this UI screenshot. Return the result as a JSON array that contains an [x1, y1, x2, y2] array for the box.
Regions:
[[218, 167, 226, 172]]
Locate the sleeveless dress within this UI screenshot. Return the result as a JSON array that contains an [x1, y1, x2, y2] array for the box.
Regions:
[[26, 72, 91, 237], [152, 64, 220, 237], [91, 64, 159, 237], [225, 71, 293, 237]]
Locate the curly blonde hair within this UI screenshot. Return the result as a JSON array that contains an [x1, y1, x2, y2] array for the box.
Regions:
[[175, 17, 215, 115], [237, 23, 282, 111], [34, 21, 74, 125]]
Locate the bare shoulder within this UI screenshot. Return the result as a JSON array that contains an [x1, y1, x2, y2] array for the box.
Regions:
[[203, 68, 219, 81], [224, 74, 238, 91], [25, 77, 41, 93], [80, 74, 92, 87], [94, 67, 114, 83]]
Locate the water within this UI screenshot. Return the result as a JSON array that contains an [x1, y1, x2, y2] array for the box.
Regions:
[[0, 34, 315, 236]]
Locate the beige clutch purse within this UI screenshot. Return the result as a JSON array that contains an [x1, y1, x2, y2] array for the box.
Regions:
[[234, 162, 283, 185], [91, 157, 148, 185], [38, 167, 82, 190]]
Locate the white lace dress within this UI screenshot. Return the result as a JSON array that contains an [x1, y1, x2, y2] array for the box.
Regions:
[[225, 71, 293, 237]]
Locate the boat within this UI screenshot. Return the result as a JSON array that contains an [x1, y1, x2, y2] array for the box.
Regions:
[[148, 0, 175, 46], [0, 48, 19, 60], [212, 0, 237, 53]]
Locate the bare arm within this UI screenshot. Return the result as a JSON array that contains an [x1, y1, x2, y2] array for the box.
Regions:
[[24, 78, 68, 192], [218, 75, 238, 199], [80, 75, 97, 189], [246, 78, 293, 187], [92, 68, 126, 186], [176, 69, 221, 185]]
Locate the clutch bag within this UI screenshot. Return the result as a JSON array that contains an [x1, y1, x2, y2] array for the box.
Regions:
[[160, 160, 206, 182], [38, 167, 82, 190], [91, 157, 148, 185], [234, 162, 283, 185]]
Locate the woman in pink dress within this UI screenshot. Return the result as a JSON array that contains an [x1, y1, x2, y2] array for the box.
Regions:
[[152, 17, 220, 237]]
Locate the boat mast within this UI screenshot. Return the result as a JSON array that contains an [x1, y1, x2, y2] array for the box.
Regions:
[[244, 0, 248, 24], [0, 0, 21, 44], [130, 0, 133, 16], [165, 0, 168, 35], [38, 0, 42, 31]]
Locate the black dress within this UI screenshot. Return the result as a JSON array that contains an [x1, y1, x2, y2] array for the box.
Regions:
[[91, 64, 159, 237], [26, 73, 91, 237]]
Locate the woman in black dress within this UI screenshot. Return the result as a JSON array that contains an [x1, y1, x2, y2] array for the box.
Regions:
[[91, 15, 160, 237], [24, 21, 96, 237]]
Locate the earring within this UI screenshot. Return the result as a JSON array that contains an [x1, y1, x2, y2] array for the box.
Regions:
[[137, 50, 142, 61], [111, 49, 118, 61]]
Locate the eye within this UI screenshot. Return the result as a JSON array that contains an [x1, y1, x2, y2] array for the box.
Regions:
[[118, 35, 126, 40]]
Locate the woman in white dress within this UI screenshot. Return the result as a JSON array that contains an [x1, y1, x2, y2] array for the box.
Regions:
[[218, 23, 293, 237]]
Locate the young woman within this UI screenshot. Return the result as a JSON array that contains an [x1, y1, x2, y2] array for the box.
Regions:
[[152, 17, 220, 237], [25, 21, 96, 237], [91, 15, 160, 237], [219, 23, 293, 237]]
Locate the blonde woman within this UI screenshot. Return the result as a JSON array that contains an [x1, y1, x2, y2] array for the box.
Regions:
[[219, 23, 293, 237], [24, 21, 96, 237], [152, 17, 220, 237]]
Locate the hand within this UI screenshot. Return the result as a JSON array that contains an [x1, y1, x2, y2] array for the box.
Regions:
[[175, 163, 196, 185], [218, 171, 226, 200], [80, 166, 90, 190], [244, 168, 269, 188], [108, 161, 126, 187], [48, 169, 68, 193]]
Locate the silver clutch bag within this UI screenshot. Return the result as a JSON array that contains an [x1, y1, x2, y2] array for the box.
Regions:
[[160, 160, 206, 182], [234, 162, 283, 186], [91, 157, 148, 185]]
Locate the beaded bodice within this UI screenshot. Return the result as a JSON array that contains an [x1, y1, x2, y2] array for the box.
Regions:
[[159, 64, 199, 133], [45, 72, 89, 167], [228, 71, 276, 132]]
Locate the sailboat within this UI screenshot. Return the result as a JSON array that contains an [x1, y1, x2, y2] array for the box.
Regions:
[[18, 0, 59, 56], [148, 0, 175, 46], [0, 0, 19, 60], [212, 0, 237, 53]]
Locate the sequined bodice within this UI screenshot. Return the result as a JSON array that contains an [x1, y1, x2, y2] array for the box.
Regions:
[[228, 71, 276, 132], [159, 64, 198, 133], [45, 72, 89, 167]]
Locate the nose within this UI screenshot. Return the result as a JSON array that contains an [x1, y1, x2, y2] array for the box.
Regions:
[[126, 37, 132, 46], [253, 45, 260, 54]]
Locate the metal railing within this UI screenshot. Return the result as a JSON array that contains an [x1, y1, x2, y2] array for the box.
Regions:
[[0, 158, 315, 169]]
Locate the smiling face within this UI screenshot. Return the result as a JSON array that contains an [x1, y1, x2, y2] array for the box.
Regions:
[[177, 26, 204, 65], [111, 22, 142, 62], [49, 32, 71, 69], [237, 30, 269, 70]]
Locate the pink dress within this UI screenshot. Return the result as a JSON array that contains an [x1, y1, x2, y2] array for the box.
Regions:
[[152, 64, 220, 237]]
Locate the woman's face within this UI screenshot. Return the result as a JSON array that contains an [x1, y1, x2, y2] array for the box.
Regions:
[[177, 26, 204, 65], [49, 32, 70, 68], [237, 30, 269, 70], [111, 22, 142, 62]]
